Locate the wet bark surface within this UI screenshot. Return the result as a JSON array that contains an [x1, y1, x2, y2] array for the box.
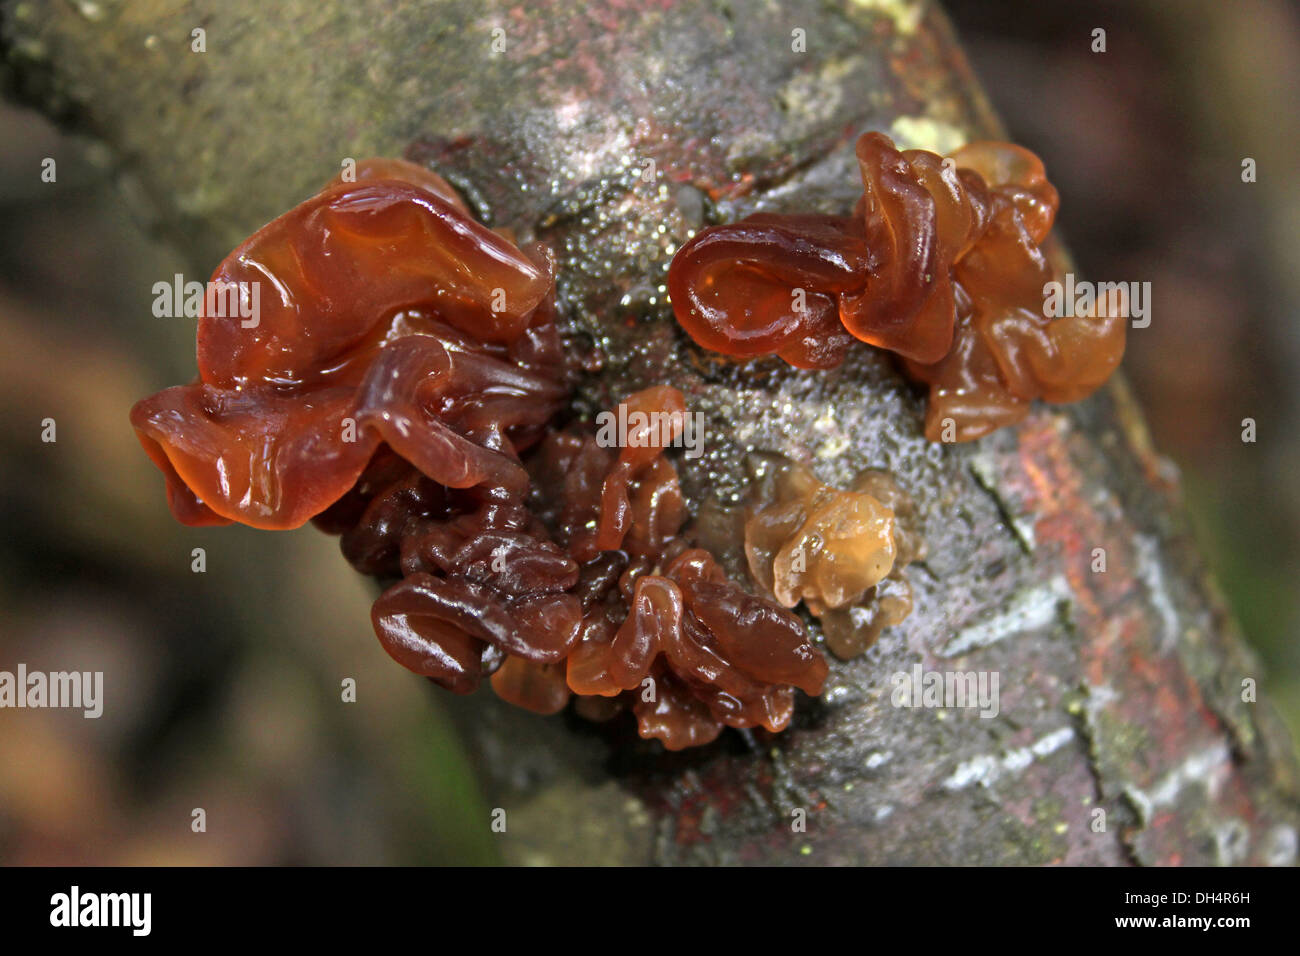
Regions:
[[5, 0, 1296, 864]]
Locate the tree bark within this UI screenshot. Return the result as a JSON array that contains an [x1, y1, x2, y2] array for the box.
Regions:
[[6, 0, 1296, 864]]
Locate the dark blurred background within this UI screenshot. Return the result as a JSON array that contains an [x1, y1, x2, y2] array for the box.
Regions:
[[1, 0, 1297, 863]]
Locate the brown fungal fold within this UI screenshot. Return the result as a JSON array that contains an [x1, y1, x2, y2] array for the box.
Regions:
[[667, 131, 1126, 441], [130, 159, 831, 750]]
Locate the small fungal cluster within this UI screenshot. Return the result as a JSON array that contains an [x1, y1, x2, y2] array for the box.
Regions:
[[132, 130, 1120, 749], [667, 132, 1126, 441], [742, 455, 925, 660], [340, 383, 831, 750]]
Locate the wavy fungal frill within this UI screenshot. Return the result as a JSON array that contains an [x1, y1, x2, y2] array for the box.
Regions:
[[130, 159, 830, 750], [667, 131, 1126, 442], [743, 456, 924, 660]]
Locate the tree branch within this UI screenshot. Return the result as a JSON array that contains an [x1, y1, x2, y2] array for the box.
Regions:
[[6, 0, 1295, 864]]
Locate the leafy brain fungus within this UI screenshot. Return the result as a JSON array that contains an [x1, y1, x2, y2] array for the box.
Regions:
[[667, 131, 1127, 441], [131, 159, 855, 750]]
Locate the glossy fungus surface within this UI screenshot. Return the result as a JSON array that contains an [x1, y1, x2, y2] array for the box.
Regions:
[[132, 161, 828, 750], [323, 385, 829, 750], [668, 132, 1126, 441], [743, 455, 924, 659], [131, 159, 558, 529], [524, 408, 828, 746]]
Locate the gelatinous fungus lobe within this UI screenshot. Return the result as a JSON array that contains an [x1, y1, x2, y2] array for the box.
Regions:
[[526, 388, 829, 750], [130, 158, 560, 530], [667, 131, 1126, 442], [129, 156, 839, 751], [901, 139, 1125, 441], [356, 385, 829, 751], [743, 455, 924, 659]]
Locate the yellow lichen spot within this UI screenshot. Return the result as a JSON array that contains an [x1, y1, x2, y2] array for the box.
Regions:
[[889, 116, 968, 156], [850, 0, 924, 36]]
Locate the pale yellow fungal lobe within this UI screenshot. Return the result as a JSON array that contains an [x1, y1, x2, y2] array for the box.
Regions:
[[749, 464, 897, 610], [742, 455, 925, 658]]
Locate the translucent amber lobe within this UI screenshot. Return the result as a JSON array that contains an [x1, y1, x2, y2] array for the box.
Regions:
[[667, 131, 1126, 441], [335, 157, 472, 215], [594, 384, 688, 552], [745, 460, 897, 609], [490, 657, 571, 715], [743, 455, 924, 659], [196, 175, 548, 390], [843, 133, 988, 364], [665, 214, 866, 369], [130, 159, 561, 529]]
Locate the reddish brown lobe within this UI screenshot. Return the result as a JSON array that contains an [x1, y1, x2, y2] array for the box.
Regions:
[[131, 160, 557, 529], [667, 131, 1126, 442]]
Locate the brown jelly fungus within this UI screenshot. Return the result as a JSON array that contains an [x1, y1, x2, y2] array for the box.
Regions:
[[132, 159, 828, 749], [668, 132, 1126, 441]]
